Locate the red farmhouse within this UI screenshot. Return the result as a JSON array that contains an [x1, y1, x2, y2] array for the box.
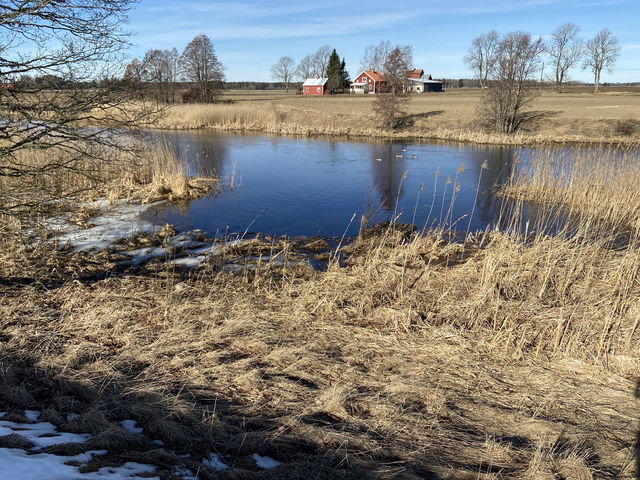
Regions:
[[303, 77, 328, 95], [350, 70, 387, 94]]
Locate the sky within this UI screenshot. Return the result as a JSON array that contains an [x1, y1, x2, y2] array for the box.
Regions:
[[126, 0, 640, 83]]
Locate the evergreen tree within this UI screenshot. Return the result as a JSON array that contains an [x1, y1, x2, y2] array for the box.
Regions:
[[340, 58, 351, 90], [326, 49, 342, 92]]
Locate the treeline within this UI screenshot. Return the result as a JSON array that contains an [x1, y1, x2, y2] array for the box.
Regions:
[[124, 34, 224, 103], [224, 82, 302, 90]]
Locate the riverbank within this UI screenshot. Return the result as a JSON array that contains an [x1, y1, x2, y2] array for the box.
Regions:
[[1, 222, 638, 479], [150, 88, 640, 146]]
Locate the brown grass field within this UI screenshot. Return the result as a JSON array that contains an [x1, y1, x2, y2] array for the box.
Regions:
[[1, 146, 639, 478], [152, 86, 640, 145]]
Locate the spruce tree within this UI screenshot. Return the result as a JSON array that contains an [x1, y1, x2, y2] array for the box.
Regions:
[[340, 58, 351, 90], [326, 49, 342, 92]]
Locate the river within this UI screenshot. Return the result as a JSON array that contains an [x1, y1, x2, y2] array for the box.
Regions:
[[140, 131, 622, 239]]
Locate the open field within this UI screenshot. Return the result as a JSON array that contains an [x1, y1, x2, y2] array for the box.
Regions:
[[1, 147, 639, 478], [153, 86, 640, 145]]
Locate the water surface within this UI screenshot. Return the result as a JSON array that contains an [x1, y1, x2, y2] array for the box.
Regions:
[[140, 132, 615, 238]]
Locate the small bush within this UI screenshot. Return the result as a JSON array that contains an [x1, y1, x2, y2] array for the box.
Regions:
[[614, 118, 639, 136]]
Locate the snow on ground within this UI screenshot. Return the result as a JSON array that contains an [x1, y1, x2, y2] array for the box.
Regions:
[[0, 449, 158, 480], [51, 200, 163, 252], [252, 453, 283, 469], [119, 420, 143, 435], [0, 417, 91, 449], [0, 411, 159, 480], [202, 453, 229, 471], [174, 465, 198, 480], [46, 199, 317, 271], [0, 411, 284, 479]]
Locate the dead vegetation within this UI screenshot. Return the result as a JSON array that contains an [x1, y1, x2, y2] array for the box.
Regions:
[[0, 142, 216, 220], [147, 87, 640, 146]]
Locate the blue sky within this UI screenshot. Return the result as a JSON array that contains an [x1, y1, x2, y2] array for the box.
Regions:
[[127, 0, 639, 83]]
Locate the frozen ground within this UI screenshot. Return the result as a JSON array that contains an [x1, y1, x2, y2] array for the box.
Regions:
[[50, 200, 163, 253], [0, 411, 283, 479], [45, 199, 313, 270]]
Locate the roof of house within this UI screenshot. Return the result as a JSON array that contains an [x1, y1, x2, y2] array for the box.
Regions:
[[365, 70, 385, 82], [407, 69, 424, 79], [352, 70, 386, 83], [303, 77, 328, 87], [407, 77, 442, 84]]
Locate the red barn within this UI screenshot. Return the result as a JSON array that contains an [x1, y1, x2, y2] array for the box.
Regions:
[[303, 77, 328, 95], [350, 70, 387, 94]]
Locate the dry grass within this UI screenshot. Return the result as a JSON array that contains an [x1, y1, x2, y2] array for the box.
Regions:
[[151, 87, 640, 145], [1, 146, 639, 478], [0, 142, 217, 220]]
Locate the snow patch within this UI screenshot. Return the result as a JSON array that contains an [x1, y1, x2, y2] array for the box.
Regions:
[[0, 448, 159, 480], [0, 419, 90, 449], [202, 453, 229, 471], [252, 453, 282, 470], [119, 420, 143, 435], [174, 465, 198, 480], [51, 201, 162, 252], [24, 410, 40, 422]]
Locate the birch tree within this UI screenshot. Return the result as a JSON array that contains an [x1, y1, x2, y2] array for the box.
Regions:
[[270, 56, 295, 91], [464, 31, 500, 88], [477, 31, 545, 133], [583, 29, 621, 93], [548, 23, 583, 92]]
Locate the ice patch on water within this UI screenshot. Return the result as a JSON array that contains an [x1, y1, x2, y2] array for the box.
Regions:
[[51, 201, 163, 252]]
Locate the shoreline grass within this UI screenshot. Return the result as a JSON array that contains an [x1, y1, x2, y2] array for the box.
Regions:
[[144, 88, 640, 147], [0, 142, 217, 222]]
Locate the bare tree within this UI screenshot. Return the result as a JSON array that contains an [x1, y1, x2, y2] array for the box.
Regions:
[[464, 31, 500, 89], [478, 31, 545, 133], [181, 34, 225, 103], [311, 45, 332, 77], [373, 45, 413, 129], [270, 56, 296, 91], [547, 23, 583, 92], [144, 49, 175, 103], [295, 53, 317, 81], [583, 29, 621, 93], [0, 0, 155, 216], [361, 41, 391, 72]]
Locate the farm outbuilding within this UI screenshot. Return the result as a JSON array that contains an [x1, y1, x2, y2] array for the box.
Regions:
[[406, 74, 443, 93], [303, 77, 328, 95]]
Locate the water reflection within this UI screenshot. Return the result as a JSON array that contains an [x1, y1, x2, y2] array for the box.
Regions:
[[140, 132, 545, 238]]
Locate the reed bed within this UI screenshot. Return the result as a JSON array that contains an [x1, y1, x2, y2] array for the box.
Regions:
[[150, 92, 640, 146], [0, 141, 215, 220]]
